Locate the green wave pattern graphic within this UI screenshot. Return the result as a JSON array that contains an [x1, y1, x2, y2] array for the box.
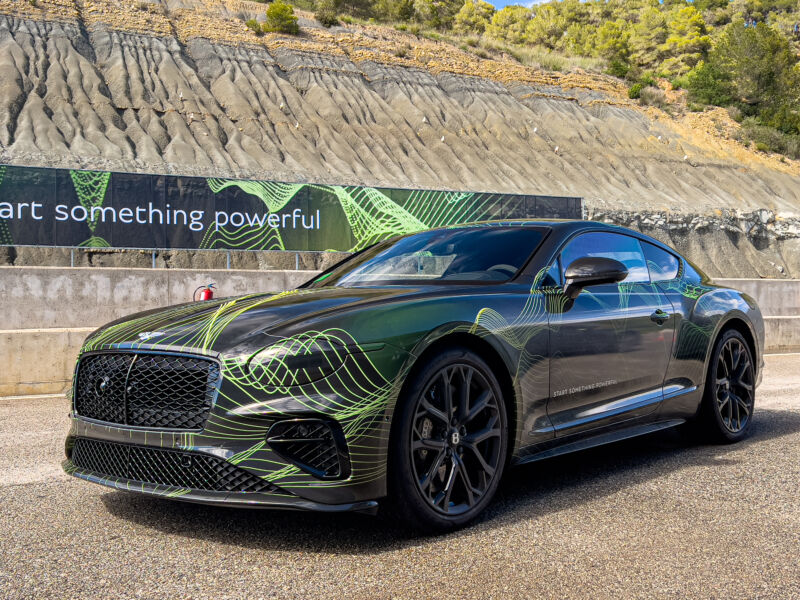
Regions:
[[69, 170, 111, 235], [201, 179, 500, 252]]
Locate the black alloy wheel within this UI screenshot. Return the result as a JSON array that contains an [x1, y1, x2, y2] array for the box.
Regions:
[[386, 347, 507, 531], [700, 329, 756, 443], [714, 336, 755, 433]]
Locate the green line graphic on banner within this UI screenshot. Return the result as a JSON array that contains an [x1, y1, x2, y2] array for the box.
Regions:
[[70, 170, 111, 247], [202, 180, 504, 252]]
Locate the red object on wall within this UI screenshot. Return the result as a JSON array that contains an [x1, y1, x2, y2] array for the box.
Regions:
[[193, 283, 216, 302]]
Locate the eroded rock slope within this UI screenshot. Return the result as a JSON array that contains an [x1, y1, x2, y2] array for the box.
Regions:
[[1, 0, 799, 276]]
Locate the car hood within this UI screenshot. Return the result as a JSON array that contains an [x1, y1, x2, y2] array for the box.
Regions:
[[81, 286, 441, 356]]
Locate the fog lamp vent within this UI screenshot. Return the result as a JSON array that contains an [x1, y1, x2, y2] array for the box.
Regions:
[[266, 419, 350, 480]]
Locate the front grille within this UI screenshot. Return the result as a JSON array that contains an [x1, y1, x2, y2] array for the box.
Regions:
[[71, 438, 279, 493], [74, 353, 219, 429]]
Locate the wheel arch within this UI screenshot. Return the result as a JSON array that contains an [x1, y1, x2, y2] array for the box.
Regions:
[[708, 315, 759, 378], [720, 318, 757, 370], [394, 331, 520, 461]]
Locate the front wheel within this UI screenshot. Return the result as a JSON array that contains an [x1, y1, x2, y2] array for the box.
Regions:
[[698, 329, 756, 443], [385, 347, 508, 532]]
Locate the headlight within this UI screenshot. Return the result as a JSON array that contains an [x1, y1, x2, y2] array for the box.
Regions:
[[247, 332, 349, 387]]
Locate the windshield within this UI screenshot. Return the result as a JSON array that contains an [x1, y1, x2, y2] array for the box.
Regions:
[[307, 226, 546, 287]]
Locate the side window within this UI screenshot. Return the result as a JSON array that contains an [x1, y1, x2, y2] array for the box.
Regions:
[[641, 242, 680, 281], [560, 232, 650, 284]]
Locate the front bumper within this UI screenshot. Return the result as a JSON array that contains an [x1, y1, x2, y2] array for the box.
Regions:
[[65, 339, 412, 507], [63, 432, 379, 513]]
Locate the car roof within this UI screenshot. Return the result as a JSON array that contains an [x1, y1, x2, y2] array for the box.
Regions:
[[446, 219, 623, 234], [445, 219, 680, 254]]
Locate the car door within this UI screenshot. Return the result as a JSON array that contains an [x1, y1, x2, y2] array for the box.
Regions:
[[546, 232, 675, 436]]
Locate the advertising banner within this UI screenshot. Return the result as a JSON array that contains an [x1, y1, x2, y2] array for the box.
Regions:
[[0, 165, 582, 252]]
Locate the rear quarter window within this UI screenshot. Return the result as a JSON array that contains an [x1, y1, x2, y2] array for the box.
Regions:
[[642, 242, 680, 282]]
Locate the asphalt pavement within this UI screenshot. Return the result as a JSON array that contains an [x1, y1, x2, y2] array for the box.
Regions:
[[1, 355, 799, 599]]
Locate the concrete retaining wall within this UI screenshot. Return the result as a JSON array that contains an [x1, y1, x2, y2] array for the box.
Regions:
[[715, 279, 800, 354], [0, 266, 316, 330], [0, 269, 797, 397], [0, 267, 319, 396]]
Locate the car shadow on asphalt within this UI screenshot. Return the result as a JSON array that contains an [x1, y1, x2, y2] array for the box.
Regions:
[[101, 406, 800, 554]]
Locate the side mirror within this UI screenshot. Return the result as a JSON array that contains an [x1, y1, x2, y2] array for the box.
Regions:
[[563, 257, 628, 299]]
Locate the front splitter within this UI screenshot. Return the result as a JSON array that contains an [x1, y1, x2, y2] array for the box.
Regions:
[[63, 460, 380, 514]]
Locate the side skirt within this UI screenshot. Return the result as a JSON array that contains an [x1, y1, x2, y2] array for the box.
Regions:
[[513, 419, 685, 466]]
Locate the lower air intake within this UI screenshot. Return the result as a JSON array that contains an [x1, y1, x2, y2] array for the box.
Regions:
[[267, 419, 350, 480], [71, 437, 279, 494]]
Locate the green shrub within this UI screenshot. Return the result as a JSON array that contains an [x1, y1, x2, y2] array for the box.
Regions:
[[394, 23, 407, 31], [607, 59, 630, 79], [739, 119, 800, 158], [245, 18, 263, 35], [628, 82, 643, 99], [264, 0, 300, 34], [727, 105, 743, 122], [639, 73, 656, 87], [340, 14, 353, 23], [639, 86, 668, 109], [315, 0, 339, 27], [685, 60, 733, 106]]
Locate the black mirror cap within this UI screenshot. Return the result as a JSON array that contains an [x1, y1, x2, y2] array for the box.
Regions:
[[563, 257, 628, 299]]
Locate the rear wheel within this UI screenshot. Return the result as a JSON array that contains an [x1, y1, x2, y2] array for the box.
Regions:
[[698, 329, 756, 443], [386, 347, 508, 531]]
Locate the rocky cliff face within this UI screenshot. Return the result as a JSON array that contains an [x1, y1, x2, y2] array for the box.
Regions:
[[1, 0, 799, 276]]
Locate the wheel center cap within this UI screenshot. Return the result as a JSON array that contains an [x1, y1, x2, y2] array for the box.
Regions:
[[450, 431, 461, 446]]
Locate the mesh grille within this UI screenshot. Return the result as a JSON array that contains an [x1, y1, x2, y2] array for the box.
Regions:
[[74, 353, 219, 430], [71, 438, 279, 493], [267, 420, 347, 479], [74, 354, 131, 424]]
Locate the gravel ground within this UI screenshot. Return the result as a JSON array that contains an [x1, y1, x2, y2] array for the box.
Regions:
[[1, 355, 798, 600]]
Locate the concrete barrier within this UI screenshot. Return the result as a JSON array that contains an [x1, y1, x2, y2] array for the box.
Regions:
[[0, 269, 796, 397], [715, 279, 800, 317], [0, 327, 94, 396], [715, 278, 800, 354], [0, 267, 319, 396], [0, 266, 315, 330]]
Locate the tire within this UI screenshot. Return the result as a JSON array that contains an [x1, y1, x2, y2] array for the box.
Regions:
[[696, 329, 756, 444], [385, 347, 508, 532]]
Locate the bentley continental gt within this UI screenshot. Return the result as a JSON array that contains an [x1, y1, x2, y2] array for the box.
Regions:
[[63, 220, 763, 530]]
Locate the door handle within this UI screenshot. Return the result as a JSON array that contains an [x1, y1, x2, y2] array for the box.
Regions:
[[650, 309, 669, 325]]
